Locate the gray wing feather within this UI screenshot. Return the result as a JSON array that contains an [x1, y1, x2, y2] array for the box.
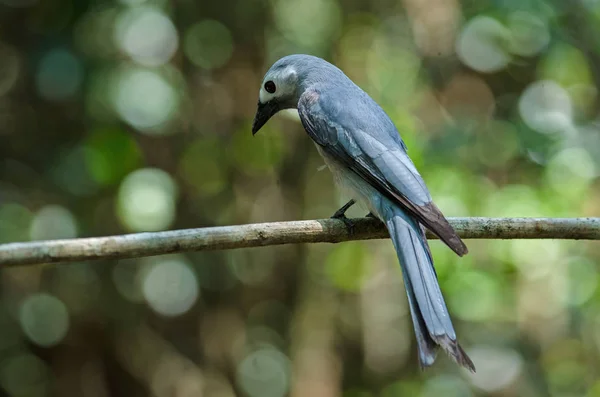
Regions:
[[350, 129, 431, 205], [301, 93, 429, 204], [299, 89, 468, 256]]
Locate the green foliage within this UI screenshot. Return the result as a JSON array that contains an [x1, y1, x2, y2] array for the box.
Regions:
[[84, 127, 142, 186], [325, 243, 368, 291]]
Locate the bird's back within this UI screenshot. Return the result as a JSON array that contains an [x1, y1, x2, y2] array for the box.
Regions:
[[312, 78, 408, 152]]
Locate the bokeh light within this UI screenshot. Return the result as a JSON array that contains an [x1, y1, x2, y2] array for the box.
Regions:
[[509, 240, 564, 280], [484, 185, 546, 217], [0, 353, 50, 397], [464, 346, 523, 392], [29, 205, 78, 240], [36, 48, 83, 101], [545, 147, 596, 198], [19, 293, 69, 347], [237, 347, 290, 397], [539, 43, 594, 91], [114, 6, 178, 67], [183, 20, 234, 70], [507, 11, 550, 56], [273, 0, 341, 53], [227, 249, 275, 286], [111, 65, 181, 132], [519, 80, 574, 135], [447, 270, 503, 322], [141, 256, 199, 317], [366, 39, 421, 106], [117, 168, 178, 232], [422, 375, 473, 397], [74, 7, 120, 59], [456, 16, 510, 73]]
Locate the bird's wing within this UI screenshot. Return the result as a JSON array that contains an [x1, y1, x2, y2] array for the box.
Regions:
[[298, 89, 468, 256]]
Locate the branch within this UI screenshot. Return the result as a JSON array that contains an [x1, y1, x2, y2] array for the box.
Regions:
[[0, 217, 598, 267]]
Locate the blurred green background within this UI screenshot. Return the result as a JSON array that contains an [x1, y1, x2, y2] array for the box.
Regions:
[[0, 0, 599, 395]]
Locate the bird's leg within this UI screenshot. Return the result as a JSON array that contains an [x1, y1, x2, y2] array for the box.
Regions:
[[331, 199, 356, 218], [331, 199, 356, 234]]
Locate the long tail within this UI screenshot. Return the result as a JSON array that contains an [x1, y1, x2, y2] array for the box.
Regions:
[[383, 208, 475, 372]]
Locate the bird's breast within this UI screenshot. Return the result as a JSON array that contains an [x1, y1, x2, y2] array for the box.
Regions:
[[314, 143, 380, 217]]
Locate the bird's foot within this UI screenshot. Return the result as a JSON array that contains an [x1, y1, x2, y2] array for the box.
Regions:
[[365, 212, 377, 219], [332, 213, 356, 235], [331, 199, 357, 235], [331, 199, 356, 219]]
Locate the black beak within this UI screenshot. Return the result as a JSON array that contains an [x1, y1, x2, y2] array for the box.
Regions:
[[252, 100, 278, 135]]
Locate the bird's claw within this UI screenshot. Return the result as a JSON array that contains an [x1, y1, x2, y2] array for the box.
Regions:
[[331, 212, 355, 235]]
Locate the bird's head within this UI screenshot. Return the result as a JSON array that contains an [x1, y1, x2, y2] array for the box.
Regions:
[[251, 57, 301, 135]]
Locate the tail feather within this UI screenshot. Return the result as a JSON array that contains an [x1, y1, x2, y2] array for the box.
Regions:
[[402, 267, 438, 368], [436, 335, 476, 372], [385, 211, 476, 373]]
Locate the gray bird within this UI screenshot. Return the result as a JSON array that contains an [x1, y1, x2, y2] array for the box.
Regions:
[[252, 54, 475, 372]]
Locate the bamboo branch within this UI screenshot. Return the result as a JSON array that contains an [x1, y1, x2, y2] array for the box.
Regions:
[[0, 217, 598, 267]]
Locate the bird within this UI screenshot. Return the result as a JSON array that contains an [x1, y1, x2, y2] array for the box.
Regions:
[[251, 54, 475, 372]]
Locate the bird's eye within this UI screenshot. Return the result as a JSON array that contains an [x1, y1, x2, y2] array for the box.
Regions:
[[264, 80, 276, 94]]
